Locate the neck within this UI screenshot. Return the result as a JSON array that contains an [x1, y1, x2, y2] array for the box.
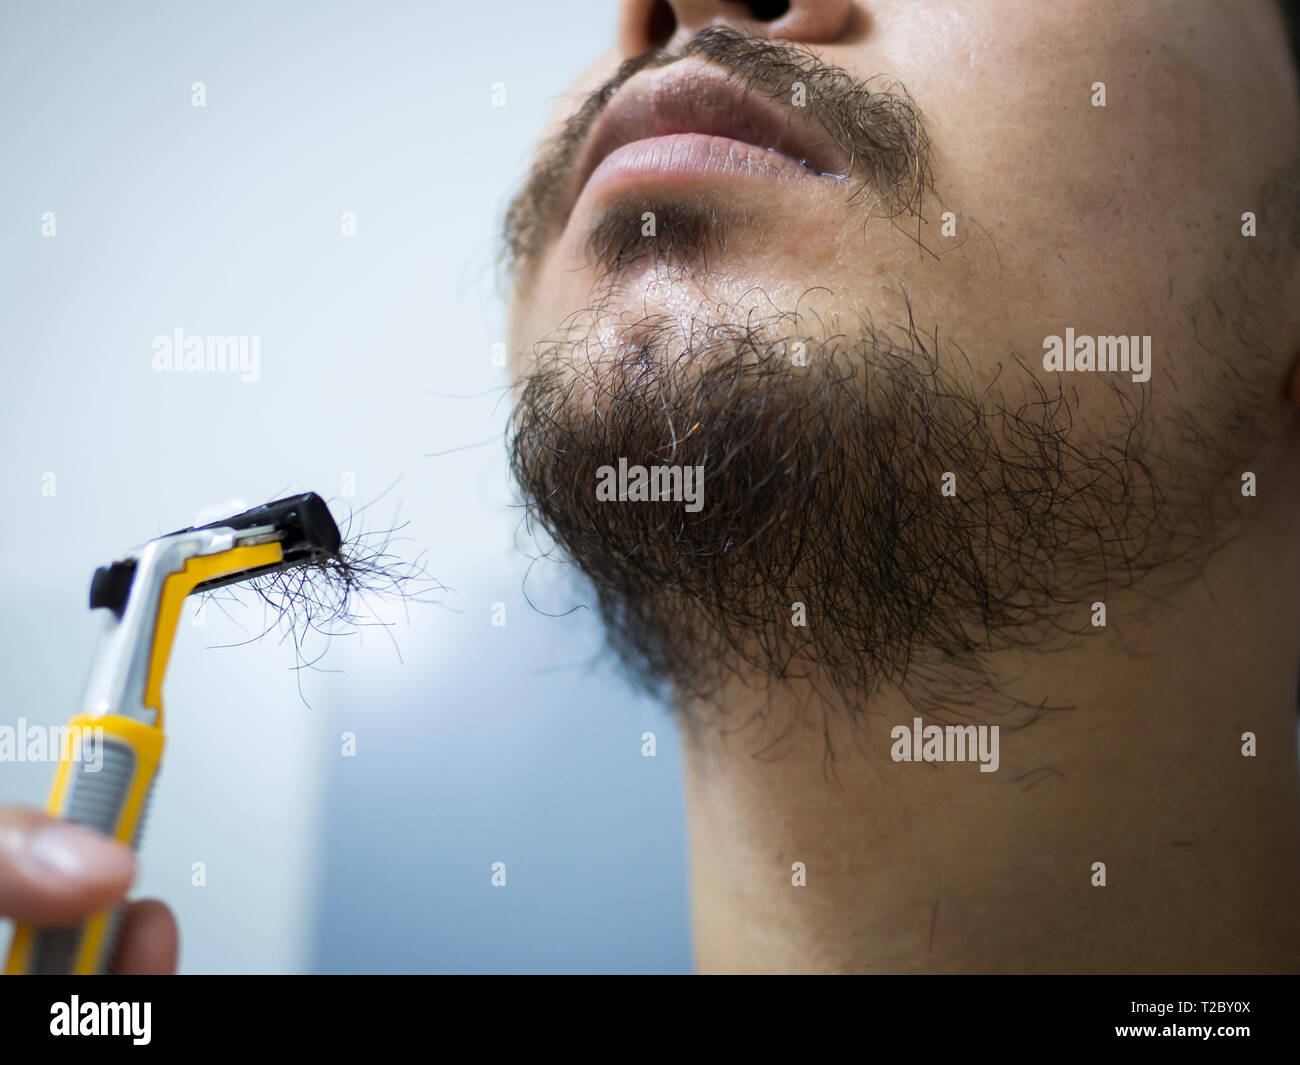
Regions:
[[679, 515, 1300, 973]]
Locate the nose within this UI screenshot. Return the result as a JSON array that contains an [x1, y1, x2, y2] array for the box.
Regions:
[[618, 0, 854, 59]]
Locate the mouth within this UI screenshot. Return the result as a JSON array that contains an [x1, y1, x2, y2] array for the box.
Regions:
[[569, 59, 849, 218]]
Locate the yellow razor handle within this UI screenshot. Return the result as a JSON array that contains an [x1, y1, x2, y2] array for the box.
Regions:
[[4, 714, 164, 975], [5, 541, 281, 975]]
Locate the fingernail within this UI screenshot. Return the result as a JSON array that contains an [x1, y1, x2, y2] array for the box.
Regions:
[[28, 823, 134, 882]]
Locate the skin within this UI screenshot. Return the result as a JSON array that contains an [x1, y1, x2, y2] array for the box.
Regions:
[[510, 0, 1300, 972]]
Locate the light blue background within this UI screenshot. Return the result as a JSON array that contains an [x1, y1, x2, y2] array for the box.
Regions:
[[0, 0, 691, 973]]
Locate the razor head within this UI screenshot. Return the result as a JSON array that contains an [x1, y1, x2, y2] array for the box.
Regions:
[[185, 492, 342, 565], [89, 492, 342, 613]]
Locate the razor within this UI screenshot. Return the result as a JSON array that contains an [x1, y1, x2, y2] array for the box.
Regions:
[[4, 493, 341, 975]]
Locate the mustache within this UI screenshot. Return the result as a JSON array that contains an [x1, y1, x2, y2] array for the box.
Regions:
[[503, 25, 933, 276]]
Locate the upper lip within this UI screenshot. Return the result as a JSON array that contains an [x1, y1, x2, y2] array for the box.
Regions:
[[572, 59, 848, 204]]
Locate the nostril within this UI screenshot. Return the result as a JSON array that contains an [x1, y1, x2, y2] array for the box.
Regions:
[[741, 0, 791, 20], [646, 0, 676, 49]]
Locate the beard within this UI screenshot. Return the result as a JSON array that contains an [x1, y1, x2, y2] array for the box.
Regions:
[[503, 26, 1291, 728], [508, 293, 1264, 728]]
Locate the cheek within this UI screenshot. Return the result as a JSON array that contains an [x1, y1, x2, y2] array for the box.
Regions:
[[508, 253, 593, 352], [897, 6, 1264, 383]]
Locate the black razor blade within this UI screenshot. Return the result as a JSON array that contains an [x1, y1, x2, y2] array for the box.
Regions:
[[186, 492, 343, 592], [90, 492, 343, 612], [187, 492, 342, 564]]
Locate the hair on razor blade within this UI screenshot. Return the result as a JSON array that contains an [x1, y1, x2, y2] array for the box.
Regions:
[[199, 492, 443, 703]]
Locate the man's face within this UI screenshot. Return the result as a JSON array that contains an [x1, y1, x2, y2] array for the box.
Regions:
[[504, 0, 1299, 712]]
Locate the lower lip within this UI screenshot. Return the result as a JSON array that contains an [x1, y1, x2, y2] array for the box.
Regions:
[[578, 132, 841, 205]]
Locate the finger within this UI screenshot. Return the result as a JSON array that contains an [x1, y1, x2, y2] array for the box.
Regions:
[[110, 898, 178, 975], [0, 805, 135, 924]]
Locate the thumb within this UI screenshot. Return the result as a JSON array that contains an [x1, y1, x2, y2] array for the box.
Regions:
[[0, 805, 135, 924]]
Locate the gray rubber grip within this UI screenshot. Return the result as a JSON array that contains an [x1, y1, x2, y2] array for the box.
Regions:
[[27, 739, 147, 975]]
